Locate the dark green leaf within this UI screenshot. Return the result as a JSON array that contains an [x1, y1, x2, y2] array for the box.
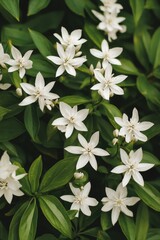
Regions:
[[97, 230, 111, 240], [100, 212, 112, 231], [28, 156, 43, 193], [36, 234, 58, 240], [133, 182, 160, 212], [0, 106, 10, 121], [0, 221, 8, 240], [143, 151, 160, 166], [8, 201, 29, 240], [60, 95, 91, 106], [129, 0, 145, 24], [65, 0, 95, 17], [39, 195, 73, 239], [135, 203, 149, 240], [113, 59, 140, 75], [84, 22, 104, 48], [119, 214, 136, 240], [19, 199, 38, 240], [28, 0, 51, 16], [24, 105, 40, 142], [0, 0, 20, 21], [0, 117, 25, 142], [150, 27, 160, 68], [29, 29, 55, 57], [39, 157, 77, 192]]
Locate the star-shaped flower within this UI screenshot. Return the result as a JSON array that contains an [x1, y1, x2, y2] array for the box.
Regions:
[[61, 182, 98, 217], [0, 44, 10, 68], [101, 183, 140, 225], [111, 148, 154, 186], [65, 131, 109, 170], [19, 72, 59, 112], [52, 102, 89, 138], [54, 27, 87, 48], [90, 39, 122, 66], [91, 63, 127, 100], [114, 108, 154, 143], [7, 45, 33, 78], [47, 43, 86, 77], [0, 151, 18, 180]]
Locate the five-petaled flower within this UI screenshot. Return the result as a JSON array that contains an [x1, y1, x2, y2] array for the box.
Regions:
[[7, 45, 33, 78], [101, 183, 140, 225], [52, 102, 89, 138], [47, 43, 86, 77], [65, 131, 109, 170], [111, 148, 154, 186], [19, 72, 59, 112], [90, 39, 122, 67], [114, 108, 154, 143], [91, 63, 127, 100], [61, 182, 98, 217]]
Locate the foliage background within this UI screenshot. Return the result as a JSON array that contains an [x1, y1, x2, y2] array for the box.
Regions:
[[0, 0, 160, 239]]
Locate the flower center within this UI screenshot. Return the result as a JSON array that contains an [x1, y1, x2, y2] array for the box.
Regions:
[[0, 180, 8, 190], [18, 59, 24, 68], [69, 116, 75, 123], [115, 199, 123, 206], [74, 196, 82, 204]]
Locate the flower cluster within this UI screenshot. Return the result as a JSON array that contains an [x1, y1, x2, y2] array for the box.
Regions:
[[92, 0, 126, 41], [0, 151, 26, 203], [47, 27, 87, 77]]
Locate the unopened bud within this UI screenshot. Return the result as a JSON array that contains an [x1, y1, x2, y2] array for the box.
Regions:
[[16, 87, 22, 96], [74, 172, 84, 180], [113, 129, 119, 137], [112, 138, 118, 145]]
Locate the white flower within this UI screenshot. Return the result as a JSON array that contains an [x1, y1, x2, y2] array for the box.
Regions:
[[114, 108, 154, 143], [61, 182, 98, 217], [7, 45, 33, 78], [65, 131, 109, 170], [111, 148, 154, 186], [54, 27, 87, 48], [19, 72, 59, 112], [52, 102, 89, 138], [91, 63, 127, 100], [100, 0, 123, 14], [0, 74, 11, 90], [47, 43, 87, 77], [0, 174, 24, 204], [0, 43, 10, 68], [101, 183, 140, 225], [90, 39, 122, 66], [0, 151, 18, 180]]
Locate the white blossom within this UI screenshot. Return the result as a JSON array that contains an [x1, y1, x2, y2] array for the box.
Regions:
[[61, 182, 98, 217], [101, 183, 140, 225], [111, 148, 154, 186], [0, 151, 18, 180], [100, 0, 123, 14], [65, 131, 109, 170], [52, 102, 89, 138], [7, 45, 33, 78], [114, 108, 154, 143], [19, 72, 59, 112], [54, 27, 87, 49], [0, 43, 10, 68], [47, 43, 87, 77], [91, 63, 127, 100], [90, 39, 122, 66]]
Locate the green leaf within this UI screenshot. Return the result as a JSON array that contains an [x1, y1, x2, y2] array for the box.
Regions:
[[28, 156, 43, 193], [1, 24, 32, 47], [97, 230, 111, 240], [0, 0, 20, 21], [147, 229, 160, 240], [27, 54, 56, 78], [39, 157, 77, 192], [29, 29, 55, 57], [142, 151, 160, 166], [28, 0, 51, 16], [65, 0, 95, 17], [140, 113, 160, 139], [133, 182, 160, 212], [39, 195, 73, 239], [119, 214, 136, 240], [8, 201, 29, 240], [60, 95, 91, 106], [113, 59, 140, 75], [150, 27, 160, 68], [0, 117, 25, 142], [135, 203, 149, 240], [100, 212, 112, 231], [36, 234, 58, 240], [129, 0, 145, 25], [137, 75, 160, 106], [0, 106, 10, 121], [0, 221, 8, 240], [84, 22, 104, 48], [24, 105, 40, 142], [19, 199, 38, 240]]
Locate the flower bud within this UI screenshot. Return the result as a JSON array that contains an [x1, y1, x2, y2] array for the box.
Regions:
[[16, 88, 22, 96], [112, 138, 118, 145], [74, 172, 84, 179], [113, 129, 119, 137]]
